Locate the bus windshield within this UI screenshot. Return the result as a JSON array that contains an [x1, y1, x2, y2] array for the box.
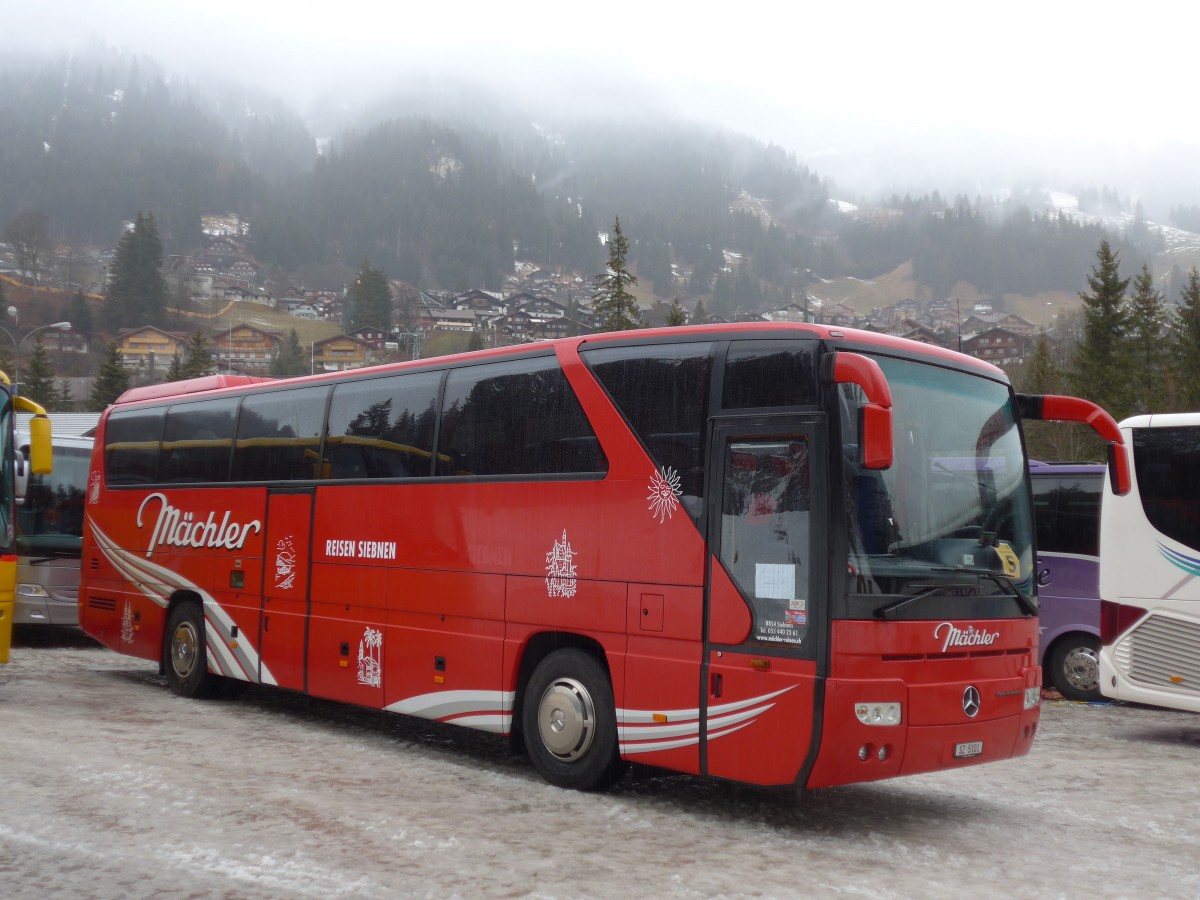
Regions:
[[16, 444, 90, 558], [841, 356, 1034, 617]]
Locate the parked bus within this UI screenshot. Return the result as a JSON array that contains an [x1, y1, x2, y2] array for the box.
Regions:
[[1099, 413, 1200, 712], [78, 325, 1128, 790], [13, 430, 96, 627], [0, 374, 53, 664], [1029, 461, 1104, 701]]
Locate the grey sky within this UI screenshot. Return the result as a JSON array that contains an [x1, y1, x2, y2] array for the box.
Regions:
[[12, 0, 1200, 206]]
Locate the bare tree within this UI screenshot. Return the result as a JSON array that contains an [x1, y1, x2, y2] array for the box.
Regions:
[[2, 210, 53, 288]]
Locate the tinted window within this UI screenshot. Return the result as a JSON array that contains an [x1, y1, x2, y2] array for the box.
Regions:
[[105, 408, 165, 485], [722, 340, 818, 410], [1032, 473, 1101, 556], [583, 342, 713, 514], [17, 445, 91, 553], [1134, 426, 1200, 552], [326, 372, 441, 479], [439, 357, 605, 477], [160, 398, 238, 483], [232, 387, 329, 482]]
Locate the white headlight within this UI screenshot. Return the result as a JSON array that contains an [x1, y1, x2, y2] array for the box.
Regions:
[[1024, 687, 1041, 710], [16, 583, 50, 598]]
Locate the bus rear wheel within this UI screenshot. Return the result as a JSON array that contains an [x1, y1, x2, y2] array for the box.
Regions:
[[1048, 634, 1101, 702], [523, 649, 625, 790], [164, 602, 220, 699]]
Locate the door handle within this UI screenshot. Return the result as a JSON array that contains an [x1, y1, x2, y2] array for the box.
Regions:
[[711, 672, 723, 699]]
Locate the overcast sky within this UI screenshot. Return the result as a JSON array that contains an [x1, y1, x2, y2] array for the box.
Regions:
[[12, 0, 1200, 207]]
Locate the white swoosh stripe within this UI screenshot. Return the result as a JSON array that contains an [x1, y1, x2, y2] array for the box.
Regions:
[[87, 517, 276, 686]]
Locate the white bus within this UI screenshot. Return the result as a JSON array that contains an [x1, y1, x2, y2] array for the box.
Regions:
[[1098, 412, 1200, 711], [12, 417, 98, 627]]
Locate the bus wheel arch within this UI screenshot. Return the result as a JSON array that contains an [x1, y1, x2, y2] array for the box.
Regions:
[[163, 593, 221, 699], [1045, 631, 1102, 702], [514, 634, 626, 790]]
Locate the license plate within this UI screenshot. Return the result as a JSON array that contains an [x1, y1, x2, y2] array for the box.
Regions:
[[954, 740, 984, 758]]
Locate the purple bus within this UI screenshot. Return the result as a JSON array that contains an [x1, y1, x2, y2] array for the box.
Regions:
[[1030, 461, 1104, 701]]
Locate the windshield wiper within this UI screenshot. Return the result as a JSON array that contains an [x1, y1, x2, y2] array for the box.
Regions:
[[937, 565, 1038, 617], [872, 568, 1037, 619], [874, 584, 972, 619]]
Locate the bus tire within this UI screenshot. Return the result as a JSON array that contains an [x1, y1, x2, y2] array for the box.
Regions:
[[1048, 634, 1101, 702], [164, 602, 220, 699], [523, 648, 625, 791]]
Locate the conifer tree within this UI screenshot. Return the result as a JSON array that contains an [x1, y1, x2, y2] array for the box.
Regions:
[[21, 336, 56, 407], [105, 212, 168, 329], [55, 378, 72, 413], [1073, 240, 1131, 419], [1172, 267, 1200, 409], [593, 217, 640, 331], [345, 260, 392, 332], [1124, 264, 1167, 414], [165, 351, 185, 382], [692, 299, 709, 325], [66, 290, 94, 337], [181, 330, 213, 379], [665, 298, 687, 326], [269, 328, 308, 377], [90, 342, 131, 409]]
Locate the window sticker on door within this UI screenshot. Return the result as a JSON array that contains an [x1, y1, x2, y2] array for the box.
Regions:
[[755, 563, 795, 601]]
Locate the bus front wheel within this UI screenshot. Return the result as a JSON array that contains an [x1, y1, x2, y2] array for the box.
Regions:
[[1048, 634, 1101, 702], [523, 649, 625, 790], [164, 602, 219, 699]]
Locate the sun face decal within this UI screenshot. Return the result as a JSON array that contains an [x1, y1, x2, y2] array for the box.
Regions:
[[647, 466, 683, 524]]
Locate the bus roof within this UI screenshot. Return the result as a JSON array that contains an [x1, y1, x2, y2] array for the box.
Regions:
[[104, 323, 1007, 409]]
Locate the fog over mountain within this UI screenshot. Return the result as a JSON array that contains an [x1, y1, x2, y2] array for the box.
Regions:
[[10, 0, 1200, 219]]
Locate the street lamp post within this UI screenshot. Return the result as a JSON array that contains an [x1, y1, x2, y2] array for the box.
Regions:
[[0, 321, 72, 394]]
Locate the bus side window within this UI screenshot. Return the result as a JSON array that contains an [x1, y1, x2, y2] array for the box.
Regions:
[[326, 371, 440, 479], [233, 386, 329, 482], [439, 357, 605, 478], [159, 398, 238, 483], [105, 408, 165, 485]]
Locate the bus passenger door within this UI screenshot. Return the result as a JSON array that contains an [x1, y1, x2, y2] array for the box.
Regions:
[[259, 489, 313, 692], [703, 417, 825, 786]]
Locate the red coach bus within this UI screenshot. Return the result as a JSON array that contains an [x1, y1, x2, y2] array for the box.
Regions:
[[78, 324, 1127, 790]]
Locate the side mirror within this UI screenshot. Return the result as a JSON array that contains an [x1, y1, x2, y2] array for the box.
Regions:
[[1015, 394, 1130, 495], [27, 412, 52, 476], [827, 352, 893, 470]]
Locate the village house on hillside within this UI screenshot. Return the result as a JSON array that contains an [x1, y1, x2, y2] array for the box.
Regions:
[[312, 334, 372, 372], [961, 326, 1034, 365], [211, 324, 281, 371], [115, 326, 189, 375]]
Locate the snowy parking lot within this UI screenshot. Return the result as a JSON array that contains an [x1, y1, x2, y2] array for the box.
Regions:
[[3, 627, 1199, 899]]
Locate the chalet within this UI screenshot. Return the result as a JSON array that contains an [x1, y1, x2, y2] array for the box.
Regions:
[[312, 334, 371, 372], [995, 313, 1038, 336], [821, 302, 859, 328], [417, 308, 477, 333], [211, 324, 281, 371], [115, 326, 189, 374], [281, 299, 319, 319], [961, 327, 1033, 364], [493, 310, 535, 345], [348, 326, 390, 350], [228, 259, 258, 281], [529, 317, 591, 341], [516, 296, 567, 318], [762, 302, 810, 324], [38, 324, 89, 354]]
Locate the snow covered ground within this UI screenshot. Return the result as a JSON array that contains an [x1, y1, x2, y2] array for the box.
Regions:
[[3, 630, 1199, 899]]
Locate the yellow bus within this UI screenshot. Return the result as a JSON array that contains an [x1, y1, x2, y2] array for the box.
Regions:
[[0, 372, 52, 663]]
